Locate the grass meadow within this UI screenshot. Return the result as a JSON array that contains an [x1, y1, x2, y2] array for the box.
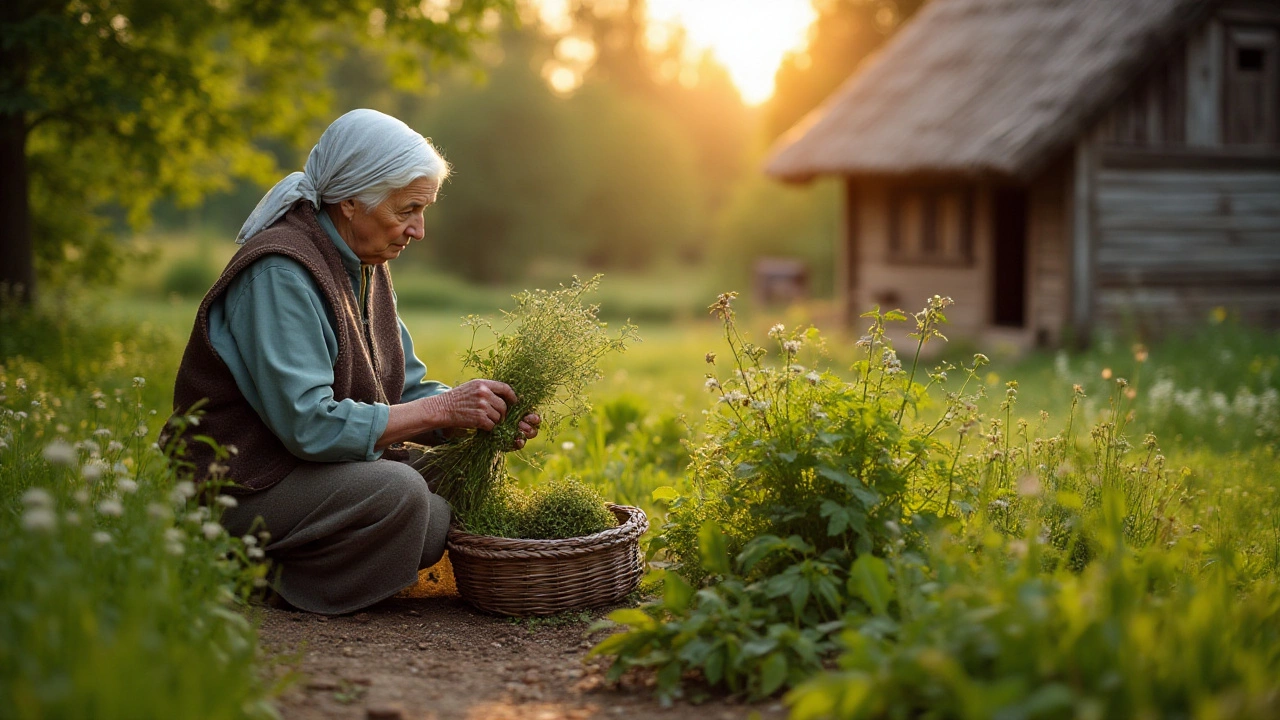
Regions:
[[3, 237, 1279, 717]]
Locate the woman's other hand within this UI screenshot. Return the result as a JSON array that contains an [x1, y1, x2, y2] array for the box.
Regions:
[[512, 412, 541, 451], [437, 379, 518, 431]]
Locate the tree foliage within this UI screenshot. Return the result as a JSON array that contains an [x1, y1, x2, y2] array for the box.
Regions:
[[0, 0, 514, 302]]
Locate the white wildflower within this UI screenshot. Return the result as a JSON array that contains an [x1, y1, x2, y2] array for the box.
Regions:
[[855, 335, 873, 348], [22, 507, 57, 532], [705, 377, 721, 391], [721, 391, 747, 405], [22, 487, 53, 508], [134, 424, 148, 438], [64, 511, 81, 526], [96, 498, 124, 517], [107, 441, 124, 453], [783, 340, 802, 356], [15, 378, 27, 392], [73, 489, 90, 505], [186, 507, 210, 524], [806, 371, 820, 384], [202, 522, 224, 541], [15, 411, 28, 420], [164, 528, 185, 543], [113, 462, 128, 475], [561, 440, 575, 452], [132, 377, 146, 388], [768, 323, 785, 339], [171, 481, 196, 505], [241, 535, 258, 547], [750, 400, 771, 411], [117, 479, 138, 494], [81, 460, 106, 483], [41, 439, 76, 466], [215, 495, 238, 508], [93, 531, 112, 545], [247, 547, 265, 560], [93, 428, 112, 438], [165, 542, 185, 556]]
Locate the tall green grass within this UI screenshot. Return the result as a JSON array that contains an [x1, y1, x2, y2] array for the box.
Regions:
[[0, 296, 282, 720]]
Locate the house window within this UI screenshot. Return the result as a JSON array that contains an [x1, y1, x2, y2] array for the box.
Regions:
[[887, 187, 973, 264], [1224, 25, 1279, 145]]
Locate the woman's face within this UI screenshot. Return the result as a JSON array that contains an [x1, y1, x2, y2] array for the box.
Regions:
[[338, 177, 439, 265]]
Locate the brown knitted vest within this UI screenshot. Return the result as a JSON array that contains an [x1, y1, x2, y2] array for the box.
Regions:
[[163, 201, 405, 493]]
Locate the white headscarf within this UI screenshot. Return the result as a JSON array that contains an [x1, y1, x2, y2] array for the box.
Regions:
[[236, 109, 447, 244]]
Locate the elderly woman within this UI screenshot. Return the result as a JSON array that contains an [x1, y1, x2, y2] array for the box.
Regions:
[[166, 109, 539, 614]]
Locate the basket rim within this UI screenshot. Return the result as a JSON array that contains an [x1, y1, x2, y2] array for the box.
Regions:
[[446, 503, 648, 560]]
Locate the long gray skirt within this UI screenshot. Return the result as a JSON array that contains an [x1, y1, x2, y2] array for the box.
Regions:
[[220, 450, 449, 615]]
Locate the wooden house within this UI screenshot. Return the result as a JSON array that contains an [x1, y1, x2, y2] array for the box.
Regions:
[[766, 0, 1280, 347]]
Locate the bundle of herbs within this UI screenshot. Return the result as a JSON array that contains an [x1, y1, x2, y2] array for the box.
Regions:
[[425, 275, 638, 533]]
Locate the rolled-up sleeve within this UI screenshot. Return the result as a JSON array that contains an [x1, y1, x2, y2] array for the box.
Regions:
[[219, 258, 389, 462]]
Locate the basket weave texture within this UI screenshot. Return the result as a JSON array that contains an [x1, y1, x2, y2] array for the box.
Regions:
[[446, 504, 648, 616]]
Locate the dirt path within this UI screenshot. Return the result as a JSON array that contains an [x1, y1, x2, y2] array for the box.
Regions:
[[257, 596, 789, 720]]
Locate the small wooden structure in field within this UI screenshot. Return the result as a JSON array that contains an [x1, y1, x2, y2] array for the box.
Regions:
[[767, 0, 1280, 346]]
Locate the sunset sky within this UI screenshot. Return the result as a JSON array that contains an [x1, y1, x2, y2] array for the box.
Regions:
[[538, 0, 818, 105]]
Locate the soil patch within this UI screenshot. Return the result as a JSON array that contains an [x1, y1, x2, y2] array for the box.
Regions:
[[257, 595, 788, 720]]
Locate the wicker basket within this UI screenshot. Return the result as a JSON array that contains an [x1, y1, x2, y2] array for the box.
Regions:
[[446, 504, 648, 616]]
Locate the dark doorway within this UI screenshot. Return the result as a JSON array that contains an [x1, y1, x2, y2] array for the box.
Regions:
[[992, 187, 1028, 327]]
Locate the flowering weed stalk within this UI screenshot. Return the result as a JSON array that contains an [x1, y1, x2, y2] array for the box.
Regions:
[[422, 275, 638, 526]]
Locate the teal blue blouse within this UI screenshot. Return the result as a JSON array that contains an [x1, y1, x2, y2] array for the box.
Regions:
[[206, 207, 448, 462]]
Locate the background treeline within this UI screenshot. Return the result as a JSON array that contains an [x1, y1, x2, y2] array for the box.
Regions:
[[148, 0, 926, 297]]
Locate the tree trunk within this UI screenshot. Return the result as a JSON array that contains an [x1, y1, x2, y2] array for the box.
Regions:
[[0, 110, 33, 304]]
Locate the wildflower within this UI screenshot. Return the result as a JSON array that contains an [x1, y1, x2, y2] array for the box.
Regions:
[[14, 411, 27, 421], [166, 541, 185, 556], [750, 399, 771, 411], [173, 481, 196, 501], [226, 444, 238, 456], [117, 479, 139, 494], [92, 531, 112, 545], [973, 353, 990, 366], [15, 378, 26, 392], [73, 489, 91, 504], [22, 487, 53, 508], [1073, 384, 1085, 395], [768, 323, 785, 339], [113, 461, 128, 475], [132, 376, 146, 388], [806, 371, 820, 384], [97, 498, 123, 517], [208, 462, 230, 477], [22, 507, 57, 532], [721, 391, 747, 405], [186, 507, 210, 524], [705, 377, 721, 391], [705, 352, 716, 365], [708, 292, 737, 319], [93, 428, 112, 438], [1016, 475, 1041, 497], [855, 335, 873, 348], [135, 424, 148, 438], [41, 439, 76, 467], [64, 511, 81, 526], [107, 441, 124, 453], [81, 460, 106, 483], [242, 535, 258, 547], [247, 547, 265, 560], [202, 522, 224, 541], [164, 528, 185, 543], [215, 495, 238, 508], [147, 503, 171, 521], [783, 340, 802, 356]]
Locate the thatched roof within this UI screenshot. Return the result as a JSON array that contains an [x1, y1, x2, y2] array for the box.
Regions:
[[766, 0, 1214, 181]]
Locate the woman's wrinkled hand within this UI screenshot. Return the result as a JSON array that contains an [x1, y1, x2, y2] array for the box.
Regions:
[[437, 379, 518, 431], [511, 412, 541, 451]]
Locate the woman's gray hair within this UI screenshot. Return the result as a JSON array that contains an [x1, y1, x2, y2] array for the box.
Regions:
[[236, 109, 450, 243]]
